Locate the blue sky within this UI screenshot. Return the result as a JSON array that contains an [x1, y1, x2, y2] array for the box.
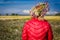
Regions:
[[0, 0, 60, 15]]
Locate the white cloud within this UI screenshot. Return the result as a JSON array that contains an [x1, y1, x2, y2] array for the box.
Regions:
[[46, 11, 58, 15], [22, 10, 30, 14]]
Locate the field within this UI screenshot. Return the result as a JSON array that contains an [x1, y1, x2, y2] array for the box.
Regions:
[[0, 16, 60, 40], [0, 16, 60, 21]]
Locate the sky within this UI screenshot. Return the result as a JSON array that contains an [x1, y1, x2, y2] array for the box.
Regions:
[[0, 0, 60, 15]]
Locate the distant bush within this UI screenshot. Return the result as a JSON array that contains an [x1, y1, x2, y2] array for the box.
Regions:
[[11, 13, 19, 16], [55, 13, 60, 16]]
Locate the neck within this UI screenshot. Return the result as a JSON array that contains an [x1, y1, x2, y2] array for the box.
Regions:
[[38, 16, 44, 20]]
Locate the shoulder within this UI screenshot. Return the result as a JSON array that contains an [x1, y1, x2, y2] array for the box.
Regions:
[[24, 18, 37, 27], [23, 20, 31, 29], [44, 19, 50, 24], [24, 19, 32, 26], [43, 19, 51, 27], [43, 20, 52, 31]]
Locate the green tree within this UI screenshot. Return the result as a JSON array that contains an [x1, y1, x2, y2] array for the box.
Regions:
[[11, 13, 19, 16]]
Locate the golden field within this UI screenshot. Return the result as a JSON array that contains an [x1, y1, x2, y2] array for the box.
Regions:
[[0, 16, 31, 20], [0, 16, 60, 21]]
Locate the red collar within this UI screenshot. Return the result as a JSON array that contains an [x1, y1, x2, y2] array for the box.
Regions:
[[31, 17, 47, 22]]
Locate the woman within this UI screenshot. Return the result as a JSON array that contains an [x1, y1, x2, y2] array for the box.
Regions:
[[22, 2, 53, 40]]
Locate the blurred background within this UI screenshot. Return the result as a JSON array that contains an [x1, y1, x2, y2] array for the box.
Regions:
[[0, 0, 60, 40]]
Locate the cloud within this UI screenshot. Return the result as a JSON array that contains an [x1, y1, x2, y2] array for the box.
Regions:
[[47, 11, 58, 15], [22, 10, 30, 14]]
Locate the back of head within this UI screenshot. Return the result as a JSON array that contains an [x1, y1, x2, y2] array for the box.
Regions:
[[30, 2, 49, 18]]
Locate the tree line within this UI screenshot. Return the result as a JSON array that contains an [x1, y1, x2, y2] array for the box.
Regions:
[[55, 13, 60, 16], [0, 13, 60, 16], [0, 13, 20, 16]]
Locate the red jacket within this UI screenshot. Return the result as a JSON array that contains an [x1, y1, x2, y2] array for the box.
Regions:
[[22, 18, 53, 40]]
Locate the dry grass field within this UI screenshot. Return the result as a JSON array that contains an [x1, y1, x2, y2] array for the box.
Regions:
[[0, 16, 60, 40], [0, 16, 60, 21]]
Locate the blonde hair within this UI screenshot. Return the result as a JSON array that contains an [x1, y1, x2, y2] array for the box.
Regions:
[[30, 3, 48, 18]]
